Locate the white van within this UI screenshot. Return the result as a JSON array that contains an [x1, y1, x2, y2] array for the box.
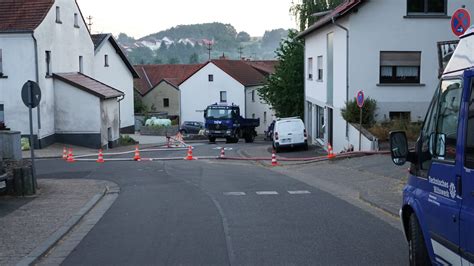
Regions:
[[272, 118, 308, 152]]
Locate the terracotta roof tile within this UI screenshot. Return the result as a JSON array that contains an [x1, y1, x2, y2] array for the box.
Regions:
[[54, 72, 124, 99], [211, 60, 266, 87], [0, 0, 54, 32], [245, 60, 279, 76], [134, 64, 203, 95]]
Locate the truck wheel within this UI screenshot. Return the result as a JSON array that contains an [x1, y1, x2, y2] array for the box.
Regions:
[[209, 137, 216, 143], [408, 214, 430, 266]]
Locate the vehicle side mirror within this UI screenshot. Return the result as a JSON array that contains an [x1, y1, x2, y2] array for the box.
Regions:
[[429, 132, 446, 158], [390, 131, 409, 166]]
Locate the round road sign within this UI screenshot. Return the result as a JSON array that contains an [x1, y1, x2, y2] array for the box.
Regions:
[[21, 81, 42, 108], [451, 8, 471, 37], [356, 90, 365, 108]]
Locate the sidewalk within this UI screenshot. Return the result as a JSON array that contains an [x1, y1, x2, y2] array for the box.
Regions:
[[22, 134, 168, 159], [240, 144, 405, 217], [0, 178, 114, 265]]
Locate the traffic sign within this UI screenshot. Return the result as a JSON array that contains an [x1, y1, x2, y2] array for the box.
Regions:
[[21, 81, 41, 108], [451, 8, 471, 37], [356, 90, 365, 108]]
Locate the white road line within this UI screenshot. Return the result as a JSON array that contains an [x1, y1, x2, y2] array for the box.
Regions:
[[288, 190, 311, 195], [256, 191, 279, 195], [223, 192, 246, 196]]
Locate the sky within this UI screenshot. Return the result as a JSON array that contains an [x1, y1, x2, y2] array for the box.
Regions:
[[76, 0, 297, 39]]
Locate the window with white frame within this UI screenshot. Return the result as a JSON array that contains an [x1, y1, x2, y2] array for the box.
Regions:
[[56, 6, 62, 23], [220, 91, 227, 103], [79, 56, 83, 73], [163, 98, 170, 107], [307, 57, 313, 80], [252, 90, 255, 102], [209, 74, 214, 82], [104, 54, 109, 67], [380, 51, 421, 84], [45, 51, 52, 76], [407, 0, 446, 15], [317, 56, 323, 81]]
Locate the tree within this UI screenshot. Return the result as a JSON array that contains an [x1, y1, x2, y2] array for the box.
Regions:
[[168, 57, 180, 64], [290, 0, 344, 31], [236, 31, 251, 42], [189, 53, 199, 64], [258, 30, 304, 118], [341, 97, 377, 127]]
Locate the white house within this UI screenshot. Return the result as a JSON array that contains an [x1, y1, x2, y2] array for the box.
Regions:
[[0, 0, 138, 148], [300, 0, 474, 152], [178, 59, 276, 134]]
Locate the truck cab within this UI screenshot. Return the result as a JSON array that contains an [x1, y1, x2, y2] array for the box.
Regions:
[[391, 27, 474, 265], [204, 104, 259, 143]]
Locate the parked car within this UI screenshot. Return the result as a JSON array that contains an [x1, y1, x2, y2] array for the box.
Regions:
[[272, 117, 308, 152], [179, 121, 204, 134]]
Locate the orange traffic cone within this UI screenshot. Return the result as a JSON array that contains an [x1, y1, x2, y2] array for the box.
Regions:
[[133, 146, 141, 161], [66, 148, 75, 163], [62, 147, 68, 160], [97, 149, 105, 163], [327, 143, 336, 159], [220, 147, 225, 159], [271, 150, 278, 166], [185, 146, 194, 160]]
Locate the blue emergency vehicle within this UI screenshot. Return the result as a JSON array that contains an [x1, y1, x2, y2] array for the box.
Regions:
[[390, 27, 474, 265]]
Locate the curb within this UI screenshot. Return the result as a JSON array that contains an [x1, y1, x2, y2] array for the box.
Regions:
[[16, 184, 116, 266], [358, 192, 399, 218]]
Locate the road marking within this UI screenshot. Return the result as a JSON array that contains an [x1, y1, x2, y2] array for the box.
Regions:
[[213, 147, 233, 151], [288, 190, 311, 195], [256, 191, 279, 195], [223, 192, 246, 196]]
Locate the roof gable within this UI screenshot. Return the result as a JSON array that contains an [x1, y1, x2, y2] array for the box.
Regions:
[[91, 33, 140, 79], [211, 60, 267, 87], [298, 0, 363, 38], [0, 0, 54, 33], [134, 64, 203, 96]]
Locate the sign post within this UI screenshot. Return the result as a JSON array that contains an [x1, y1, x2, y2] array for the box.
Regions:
[[451, 8, 471, 37], [356, 91, 365, 152], [21, 81, 41, 191]]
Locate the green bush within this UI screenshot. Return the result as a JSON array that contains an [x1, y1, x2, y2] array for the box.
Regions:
[[341, 97, 377, 127], [21, 138, 30, 151], [119, 135, 137, 146], [369, 119, 422, 141]]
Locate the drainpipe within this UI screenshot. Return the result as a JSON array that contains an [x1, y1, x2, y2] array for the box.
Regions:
[[118, 95, 125, 134], [32, 33, 41, 145], [331, 16, 349, 138]]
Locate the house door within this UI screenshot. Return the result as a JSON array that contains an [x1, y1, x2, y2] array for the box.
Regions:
[[107, 127, 113, 148]]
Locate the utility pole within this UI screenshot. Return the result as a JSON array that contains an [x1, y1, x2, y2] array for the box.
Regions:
[[87, 16, 93, 32], [206, 42, 213, 61], [238, 46, 244, 59]]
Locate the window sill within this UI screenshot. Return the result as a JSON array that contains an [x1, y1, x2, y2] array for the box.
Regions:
[[316, 79, 323, 83], [45, 75, 53, 79], [56, 20, 63, 24], [74, 25, 80, 28], [403, 14, 450, 19], [377, 83, 425, 87], [0, 75, 8, 79]]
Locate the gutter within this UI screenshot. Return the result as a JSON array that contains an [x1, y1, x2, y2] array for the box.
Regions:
[[331, 16, 350, 138]]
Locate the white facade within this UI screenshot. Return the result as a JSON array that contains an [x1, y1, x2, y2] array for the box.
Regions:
[[0, 0, 136, 148], [245, 86, 276, 134], [303, 0, 474, 152], [93, 38, 135, 132], [180, 63, 246, 123]]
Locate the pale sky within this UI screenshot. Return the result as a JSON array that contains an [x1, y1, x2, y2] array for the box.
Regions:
[[76, 0, 297, 39]]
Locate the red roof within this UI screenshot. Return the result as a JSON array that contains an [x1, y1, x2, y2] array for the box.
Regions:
[[298, 0, 363, 38], [0, 0, 54, 32], [209, 60, 266, 87], [54, 73, 124, 99], [245, 60, 278, 76], [134, 64, 203, 95]]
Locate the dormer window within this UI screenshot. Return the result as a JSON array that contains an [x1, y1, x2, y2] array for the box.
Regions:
[[104, 54, 109, 67], [56, 6, 62, 23], [74, 13, 79, 28]]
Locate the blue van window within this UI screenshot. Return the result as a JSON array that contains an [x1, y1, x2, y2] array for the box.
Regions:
[[419, 87, 440, 176], [435, 79, 462, 161], [466, 80, 474, 168]]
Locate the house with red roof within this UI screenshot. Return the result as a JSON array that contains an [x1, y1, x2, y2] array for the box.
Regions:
[[299, 0, 474, 152], [0, 0, 138, 148], [134, 59, 277, 134]]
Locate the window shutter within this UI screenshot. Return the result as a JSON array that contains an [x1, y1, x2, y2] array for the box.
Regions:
[[381, 52, 421, 66]]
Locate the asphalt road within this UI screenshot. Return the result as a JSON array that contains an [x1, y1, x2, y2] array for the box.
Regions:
[[36, 142, 407, 265]]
